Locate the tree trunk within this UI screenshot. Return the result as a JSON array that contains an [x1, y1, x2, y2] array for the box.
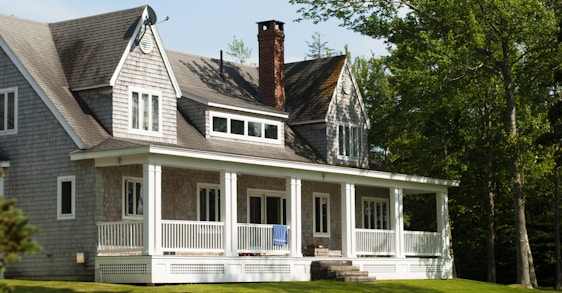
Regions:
[[487, 188, 496, 283], [556, 167, 561, 290], [500, 37, 534, 288]]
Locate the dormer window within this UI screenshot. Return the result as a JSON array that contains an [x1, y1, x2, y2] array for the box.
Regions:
[[210, 111, 281, 144], [338, 122, 362, 160], [129, 87, 162, 135]]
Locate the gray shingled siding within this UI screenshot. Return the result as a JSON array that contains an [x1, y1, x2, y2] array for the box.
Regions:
[[0, 49, 98, 281], [77, 87, 114, 134], [292, 123, 328, 159], [177, 98, 206, 134], [112, 27, 177, 144]]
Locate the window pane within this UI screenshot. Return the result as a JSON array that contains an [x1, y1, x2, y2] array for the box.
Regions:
[[265, 124, 278, 139], [217, 189, 221, 221], [7, 92, 14, 130], [212, 117, 227, 132], [199, 188, 207, 221], [231, 119, 244, 135], [266, 196, 280, 224], [249, 196, 262, 224], [321, 197, 328, 233], [127, 182, 134, 215], [209, 189, 216, 221], [0, 93, 4, 131], [151, 95, 159, 131], [142, 94, 149, 130], [338, 125, 345, 156], [136, 183, 143, 215], [248, 121, 262, 137], [344, 126, 350, 156], [131, 92, 139, 129], [315, 197, 321, 232], [61, 181, 72, 214]]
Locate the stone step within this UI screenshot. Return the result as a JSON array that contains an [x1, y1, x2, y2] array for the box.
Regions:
[[328, 270, 369, 279], [326, 265, 360, 273], [337, 276, 377, 283], [311, 260, 352, 267]]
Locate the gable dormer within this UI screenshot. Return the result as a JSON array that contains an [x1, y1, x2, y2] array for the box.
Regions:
[[50, 5, 180, 145]]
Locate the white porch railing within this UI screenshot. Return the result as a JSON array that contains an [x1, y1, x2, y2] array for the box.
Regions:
[[355, 229, 395, 256], [97, 221, 143, 253], [161, 220, 224, 253], [404, 230, 441, 256], [237, 223, 289, 255]]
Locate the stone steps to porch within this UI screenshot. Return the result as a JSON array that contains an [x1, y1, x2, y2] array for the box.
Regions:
[[311, 260, 376, 283]]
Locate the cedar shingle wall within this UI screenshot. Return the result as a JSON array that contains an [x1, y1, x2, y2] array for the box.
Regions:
[[0, 49, 98, 281]]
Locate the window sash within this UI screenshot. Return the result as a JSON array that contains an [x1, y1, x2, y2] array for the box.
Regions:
[[209, 111, 281, 143], [0, 89, 16, 133], [313, 193, 330, 236], [129, 88, 161, 134], [124, 178, 143, 218], [362, 198, 389, 230], [57, 176, 75, 220], [198, 185, 221, 221]]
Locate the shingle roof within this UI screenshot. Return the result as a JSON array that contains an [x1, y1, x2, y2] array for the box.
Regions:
[[285, 56, 346, 123], [49, 6, 146, 89], [0, 13, 110, 149]]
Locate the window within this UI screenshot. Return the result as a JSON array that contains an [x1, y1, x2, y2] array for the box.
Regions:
[[123, 177, 143, 219], [209, 111, 281, 144], [57, 176, 75, 220], [338, 123, 362, 159], [0, 87, 17, 134], [313, 193, 330, 237], [198, 184, 221, 221], [129, 87, 161, 134], [362, 197, 389, 230]]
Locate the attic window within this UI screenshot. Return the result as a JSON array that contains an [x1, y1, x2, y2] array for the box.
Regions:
[[129, 87, 162, 136], [338, 122, 362, 160], [209, 111, 281, 144], [139, 34, 153, 54]]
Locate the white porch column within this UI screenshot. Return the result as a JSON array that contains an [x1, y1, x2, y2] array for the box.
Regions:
[[221, 170, 238, 257], [286, 177, 302, 257], [390, 187, 405, 258], [341, 182, 356, 257], [437, 190, 451, 259], [142, 163, 162, 255]]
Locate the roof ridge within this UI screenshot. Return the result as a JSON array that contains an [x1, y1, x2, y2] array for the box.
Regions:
[[49, 5, 147, 25]]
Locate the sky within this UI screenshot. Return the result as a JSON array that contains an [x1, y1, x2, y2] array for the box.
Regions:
[[0, 0, 387, 64]]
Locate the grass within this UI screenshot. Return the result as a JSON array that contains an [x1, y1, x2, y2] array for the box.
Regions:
[[0, 278, 553, 293]]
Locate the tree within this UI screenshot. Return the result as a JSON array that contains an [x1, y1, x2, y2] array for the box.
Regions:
[[0, 197, 41, 292], [305, 31, 335, 59], [291, 0, 561, 287], [226, 36, 252, 64]]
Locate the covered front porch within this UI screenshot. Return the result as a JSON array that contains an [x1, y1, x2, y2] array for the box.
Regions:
[[72, 146, 456, 283]]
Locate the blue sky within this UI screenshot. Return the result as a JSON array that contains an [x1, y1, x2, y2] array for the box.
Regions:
[[0, 0, 387, 63]]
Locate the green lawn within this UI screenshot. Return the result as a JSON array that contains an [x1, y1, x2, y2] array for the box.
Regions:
[[0, 279, 551, 293]]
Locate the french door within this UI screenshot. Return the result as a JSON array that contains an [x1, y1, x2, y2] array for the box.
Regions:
[[248, 190, 286, 224]]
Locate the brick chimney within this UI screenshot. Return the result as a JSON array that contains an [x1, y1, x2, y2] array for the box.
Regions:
[[258, 20, 286, 111]]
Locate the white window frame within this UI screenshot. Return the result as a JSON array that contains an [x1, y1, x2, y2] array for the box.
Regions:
[[313, 192, 330, 237], [0, 87, 17, 135], [362, 197, 390, 230], [128, 86, 162, 136], [337, 122, 362, 160], [122, 176, 143, 220], [57, 175, 75, 220], [247, 189, 286, 224], [209, 110, 282, 144], [197, 183, 221, 221]]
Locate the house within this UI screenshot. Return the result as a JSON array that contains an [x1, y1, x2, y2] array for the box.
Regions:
[[0, 5, 458, 283]]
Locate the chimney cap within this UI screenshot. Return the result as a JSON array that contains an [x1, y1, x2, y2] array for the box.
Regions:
[[257, 20, 285, 25]]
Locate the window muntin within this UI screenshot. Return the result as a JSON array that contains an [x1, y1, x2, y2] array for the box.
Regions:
[[198, 184, 221, 221], [337, 123, 362, 159], [209, 111, 282, 143], [362, 197, 389, 230], [0, 87, 17, 135], [57, 176, 75, 220], [313, 193, 330, 237], [123, 177, 143, 219], [129, 87, 161, 135]]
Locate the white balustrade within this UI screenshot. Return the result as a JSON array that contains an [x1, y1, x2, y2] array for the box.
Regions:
[[97, 221, 143, 253], [404, 231, 442, 256], [161, 220, 224, 252], [237, 223, 289, 255], [355, 229, 395, 256]]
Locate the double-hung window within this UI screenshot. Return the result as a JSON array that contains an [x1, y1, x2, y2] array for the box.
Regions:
[[0, 87, 17, 135], [313, 193, 330, 237], [123, 177, 143, 219], [57, 176, 75, 220], [338, 123, 361, 159], [198, 184, 221, 221], [129, 87, 161, 134]]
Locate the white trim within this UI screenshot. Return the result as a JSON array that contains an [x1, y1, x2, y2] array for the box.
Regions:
[[122, 176, 143, 220], [196, 183, 221, 221], [151, 25, 182, 98], [57, 175, 75, 220], [247, 189, 286, 224], [0, 37, 86, 149], [312, 192, 330, 237], [128, 86, 163, 137], [109, 11, 142, 87], [70, 145, 459, 188], [209, 110, 283, 144], [0, 162, 9, 168], [187, 94, 289, 119], [287, 119, 326, 126], [0, 87, 18, 135]]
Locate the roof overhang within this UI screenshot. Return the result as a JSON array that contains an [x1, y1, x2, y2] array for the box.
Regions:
[[185, 93, 289, 119], [70, 145, 459, 192]]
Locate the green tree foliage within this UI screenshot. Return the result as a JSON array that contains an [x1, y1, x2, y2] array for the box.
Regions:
[[226, 36, 252, 64], [0, 197, 41, 292], [291, 0, 562, 287], [305, 31, 334, 59]]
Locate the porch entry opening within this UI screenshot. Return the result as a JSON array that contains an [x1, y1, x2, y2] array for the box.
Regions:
[[248, 190, 286, 225]]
